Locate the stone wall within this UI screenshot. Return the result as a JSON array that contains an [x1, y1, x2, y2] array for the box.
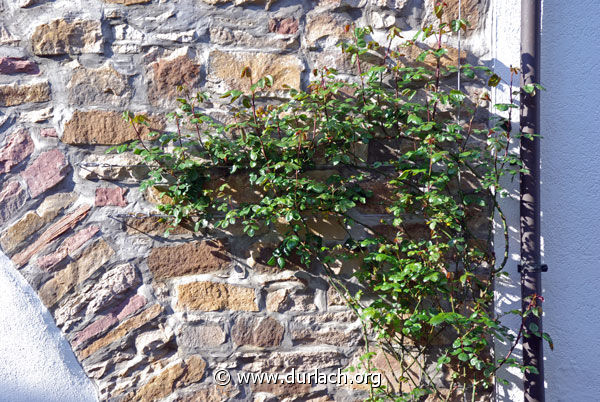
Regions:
[[0, 0, 490, 400]]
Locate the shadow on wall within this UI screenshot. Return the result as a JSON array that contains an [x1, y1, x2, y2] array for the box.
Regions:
[[0, 251, 97, 402]]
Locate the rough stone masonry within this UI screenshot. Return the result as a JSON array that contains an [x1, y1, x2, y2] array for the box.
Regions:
[[0, 0, 489, 400]]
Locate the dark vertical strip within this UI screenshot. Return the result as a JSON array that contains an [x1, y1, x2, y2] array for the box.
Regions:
[[520, 0, 545, 401]]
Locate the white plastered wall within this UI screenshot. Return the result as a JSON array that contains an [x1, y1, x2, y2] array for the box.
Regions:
[[0, 252, 97, 401], [539, 0, 600, 400]]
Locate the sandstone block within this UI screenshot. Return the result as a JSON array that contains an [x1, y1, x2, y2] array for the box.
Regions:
[[148, 55, 201, 106], [80, 304, 163, 359], [78, 153, 147, 182], [268, 18, 299, 34], [55, 263, 138, 330], [12, 204, 91, 267], [31, 19, 103, 56], [147, 240, 230, 280], [177, 281, 258, 312], [231, 315, 284, 347], [40, 128, 58, 137], [71, 293, 145, 347], [240, 350, 343, 372], [208, 50, 303, 91], [0, 181, 27, 226], [209, 26, 298, 50], [122, 356, 205, 401], [0, 128, 34, 173], [125, 215, 191, 236], [178, 324, 226, 349], [36, 225, 100, 270], [95, 187, 128, 207], [424, 0, 483, 32], [105, 0, 151, 4], [38, 239, 114, 307], [62, 110, 163, 145], [305, 13, 352, 48], [0, 82, 50, 106], [0, 57, 39, 74], [21, 149, 69, 197], [68, 65, 130, 107], [0, 192, 78, 254]]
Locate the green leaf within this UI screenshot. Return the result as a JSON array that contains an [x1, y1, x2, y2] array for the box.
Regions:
[[488, 74, 501, 87]]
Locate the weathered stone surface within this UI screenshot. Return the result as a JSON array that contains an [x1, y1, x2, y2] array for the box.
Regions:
[[80, 303, 163, 359], [147, 240, 230, 280], [72, 294, 145, 347], [36, 225, 100, 270], [39, 128, 57, 139], [0, 57, 39, 74], [78, 152, 148, 181], [105, 0, 151, 4], [177, 282, 258, 312], [148, 55, 201, 105], [291, 327, 361, 346], [21, 149, 69, 197], [125, 215, 191, 236], [266, 288, 287, 312], [208, 50, 303, 91], [68, 65, 130, 106], [12, 204, 91, 267], [0, 192, 75, 253], [31, 19, 103, 56], [0, 181, 27, 226], [252, 381, 311, 397], [397, 43, 466, 69], [144, 186, 174, 205], [209, 27, 298, 50], [0, 25, 19, 45], [291, 311, 358, 326], [38, 239, 114, 307], [95, 187, 128, 207], [0, 128, 34, 173], [21, 107, 53, 123], [37, 192, 78, 218], [305, 13, 352, 48], [231, 316, 284, 347], [55, 263, 138, 331], [1, 212, 43, 254], [176, 386, 236, 402], [268, 17, 299, 34], [240, 350, 343, 372], [424, 0, 483, 32], [0, 82, 50, 106], [62, 110, 163, 145], [122, 356, 206, 402], [178, 324, 226, 348]]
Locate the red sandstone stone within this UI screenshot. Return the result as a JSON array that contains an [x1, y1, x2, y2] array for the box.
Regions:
[[268, 18, 299, 35], [0, 57, 39, 75], [73, 294, 147, 347], [37, 225, 100, 271], [0, 129, 34, 173], [21, 149, 69, 197], [95, 187, 128, 207], [40, 128, 58, 138]]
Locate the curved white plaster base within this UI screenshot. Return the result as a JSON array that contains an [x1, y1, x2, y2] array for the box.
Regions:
[[0, 252, 97, 402]]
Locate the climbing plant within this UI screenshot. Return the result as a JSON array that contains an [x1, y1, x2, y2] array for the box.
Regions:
[[114, 3, 552, 400]]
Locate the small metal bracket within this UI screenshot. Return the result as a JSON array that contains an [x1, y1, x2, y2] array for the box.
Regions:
[[518, 263, 548, 274]]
